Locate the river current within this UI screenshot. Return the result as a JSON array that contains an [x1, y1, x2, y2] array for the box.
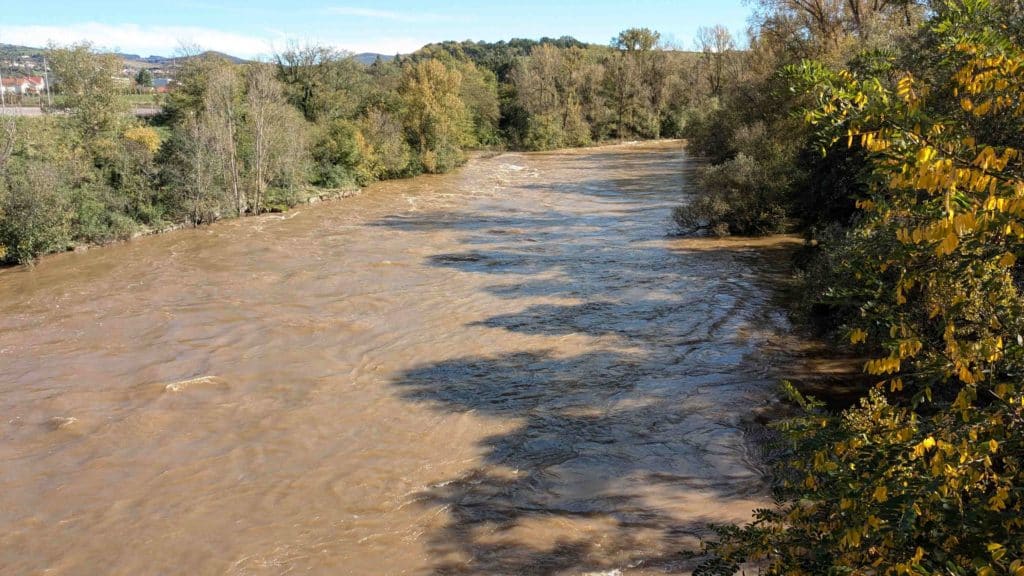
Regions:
[[0, 142, 794, 574]]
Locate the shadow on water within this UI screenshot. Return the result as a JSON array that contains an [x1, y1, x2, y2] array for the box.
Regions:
[[373, 150, 796, 574]]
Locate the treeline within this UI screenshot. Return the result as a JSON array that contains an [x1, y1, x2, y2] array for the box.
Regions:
[[0, 30, 720, 264], [679, 0, 1024, 573]]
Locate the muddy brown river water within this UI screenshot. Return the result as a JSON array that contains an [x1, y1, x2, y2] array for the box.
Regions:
[[0, 142, 796, 575]]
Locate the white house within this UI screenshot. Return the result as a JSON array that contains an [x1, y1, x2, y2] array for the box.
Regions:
[[0, 76, 47, 95]]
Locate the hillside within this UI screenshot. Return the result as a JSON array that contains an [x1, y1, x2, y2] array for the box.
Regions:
[[353, 52, 393, 65], [1, 43, 249, 74]]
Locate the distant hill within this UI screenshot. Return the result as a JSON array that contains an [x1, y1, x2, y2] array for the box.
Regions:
[[0, 44, 47, 75], [117, 50, 249, 72], [0, 43, 45, 58], [353, 53, 394, 65], [2, 43, 248, 71]]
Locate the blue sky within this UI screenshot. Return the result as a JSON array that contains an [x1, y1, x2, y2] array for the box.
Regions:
[[0, 1, 754, 58]]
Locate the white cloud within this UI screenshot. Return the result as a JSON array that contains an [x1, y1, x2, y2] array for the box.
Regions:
[[0, 22, 428, 58], [0, 23, 280, 58], [325, 6, 463, 23]]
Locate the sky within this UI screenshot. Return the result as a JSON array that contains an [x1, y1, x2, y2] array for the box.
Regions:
[[0, 1, 755, 58]]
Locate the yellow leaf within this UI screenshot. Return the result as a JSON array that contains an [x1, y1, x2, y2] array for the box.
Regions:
[[912, 546, 925, 563], [872, 485, 888, 503], [998, 252, 1017, 267], [937, 232, 958, 256]]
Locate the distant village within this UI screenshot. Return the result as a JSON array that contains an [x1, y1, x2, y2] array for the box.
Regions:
[[0, 48, 177, 100]]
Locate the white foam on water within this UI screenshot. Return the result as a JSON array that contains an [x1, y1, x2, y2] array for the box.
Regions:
[[164, 376, 221, 393], [48, 416, 78, 430]]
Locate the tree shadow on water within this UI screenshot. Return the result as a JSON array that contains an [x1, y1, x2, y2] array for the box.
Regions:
[[394, 350, 766, 575], [383, 253, 786, 573], [374, 150, 793, 574]]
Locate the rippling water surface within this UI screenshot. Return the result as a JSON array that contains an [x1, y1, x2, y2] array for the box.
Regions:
[[0, 142, 795, 574]]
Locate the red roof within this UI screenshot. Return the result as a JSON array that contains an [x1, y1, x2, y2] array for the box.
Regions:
[[1, 76, 44, 86]]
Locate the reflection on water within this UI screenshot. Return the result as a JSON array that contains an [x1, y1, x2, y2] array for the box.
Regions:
[[0, 142, 795, 575]]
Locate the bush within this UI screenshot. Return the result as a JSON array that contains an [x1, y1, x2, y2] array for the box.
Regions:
[[70, 185, 139, 245], [674, 152, 789, 236], [312, 119, 370, 187], [0, 161, 72, 263], [681, 99, 738, 163], [677, 119, 802, 236], [359, 108, 412, 179]]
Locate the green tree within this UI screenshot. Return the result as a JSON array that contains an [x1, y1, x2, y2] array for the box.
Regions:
[[135, 68, 153, 89], [202, 61, 244, 216], [244, 64, 308, 214], [606, 28, 666, 138], [48, 42, 129, 143], [274, 43, 369, 123], [400, 59, 471, 173]]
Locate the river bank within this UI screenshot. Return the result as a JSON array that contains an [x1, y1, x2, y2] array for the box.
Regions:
[[2, 140, 686, 269]]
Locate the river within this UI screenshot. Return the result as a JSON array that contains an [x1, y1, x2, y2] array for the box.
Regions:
[[0, 141, 796, 575]]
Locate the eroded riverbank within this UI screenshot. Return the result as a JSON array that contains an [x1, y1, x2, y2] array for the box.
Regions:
[[0, 141, 799, 574]]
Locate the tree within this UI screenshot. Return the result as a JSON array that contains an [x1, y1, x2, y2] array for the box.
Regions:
[[750, 0, 924, 57], [202, 61, 244, 216], [135, 68, 153, 90], [695, 25, 739, 97], [162, 110, 222, 224], [244, 64, 306, 214], [697, 3, 1024, 572], [48, 42, 128, 143], [509, 44, 603, 149], [606, 28, 667, 138], [0, 115, 15, 173], [400, 59, 471, 173], [274, 42, 368, 123], [612, 27, 661, 52], [455, 60, 501, 146], [359, 107, 411, 178]]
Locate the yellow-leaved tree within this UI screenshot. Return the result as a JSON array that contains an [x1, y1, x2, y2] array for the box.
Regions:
[[696, 1, 1024, 573]]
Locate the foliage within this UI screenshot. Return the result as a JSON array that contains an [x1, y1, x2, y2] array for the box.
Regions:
[[135, 68, 153, 89], [48, 42, 129, 143], [697, 1, 1024, 572], [676, 120, 802, 235], [2, 31, 698, 264], [0, 160, 72, 263], [400, 58, 471, 173]]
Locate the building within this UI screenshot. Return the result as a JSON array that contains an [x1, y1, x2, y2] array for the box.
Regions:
[[153, 77, 175, 93], [0, 76, 47, 95]]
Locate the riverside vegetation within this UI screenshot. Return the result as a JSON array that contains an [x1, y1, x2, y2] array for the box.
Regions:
[[0, 29, 707, 264], [678, 0, 1024, 573], [2, 1, 1023, 572]]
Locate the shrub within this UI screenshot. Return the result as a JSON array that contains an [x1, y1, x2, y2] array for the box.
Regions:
[[0, 161, 72, 263], [681, 98, 737, 163], [674, 152, 789, 236], [70, 185, 139, 245], [312, 119, 369, 187]]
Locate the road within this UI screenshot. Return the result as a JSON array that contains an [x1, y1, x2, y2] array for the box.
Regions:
[[0, 106, 161, 117]]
